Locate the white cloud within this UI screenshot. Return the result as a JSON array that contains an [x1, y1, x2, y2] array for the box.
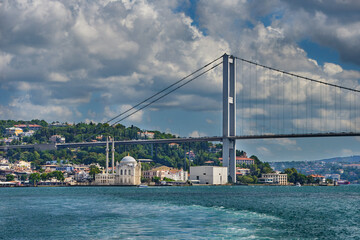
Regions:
[[323, 63, 343, 76], [49, 72, 69, 82], [4, 95, 73, 121], [188, 130, 206, 138]]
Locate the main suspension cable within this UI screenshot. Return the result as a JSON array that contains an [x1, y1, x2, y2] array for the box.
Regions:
[[234, 56, 360, 93], [111, 61, 222, 126], [105, 55, 223, 125]]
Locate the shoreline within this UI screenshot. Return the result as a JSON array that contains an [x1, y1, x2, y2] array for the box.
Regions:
[[0, 183, 353, 188]]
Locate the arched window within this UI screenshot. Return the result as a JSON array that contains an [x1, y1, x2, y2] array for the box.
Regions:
[[120, 169, 123, 175], [128, 170, 131, 175], [124, 169, 127, 175]]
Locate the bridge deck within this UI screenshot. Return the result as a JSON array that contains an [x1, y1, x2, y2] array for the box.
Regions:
[[1, 132, 360, 150]]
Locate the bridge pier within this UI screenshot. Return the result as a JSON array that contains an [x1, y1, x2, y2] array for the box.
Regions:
[[111, 138, 115, 174], [106, 137, 109, 174], [151, 143, 153, 157], [222, 54, 237, 183]]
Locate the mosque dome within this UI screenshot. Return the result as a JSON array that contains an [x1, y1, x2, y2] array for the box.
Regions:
[[120, 155, 137, 164]]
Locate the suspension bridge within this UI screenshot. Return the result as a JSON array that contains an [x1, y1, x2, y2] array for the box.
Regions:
[[2, 53, 360, 182]]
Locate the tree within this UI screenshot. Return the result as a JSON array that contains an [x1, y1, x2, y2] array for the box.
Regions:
[[163, 177, 175, 182], [50, 171, 65, 182], [152, 176, 161, 183], [283, 168, 307, 184], [20, 175, 28, 181], [40, 173, 49, 181], [89, 165, 101, 180], [237, 175, 257, 184], [29, 173, 41, 186], [6, 174, 15, 181]]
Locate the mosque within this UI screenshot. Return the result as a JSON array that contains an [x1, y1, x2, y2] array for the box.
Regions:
[[94, 137, 141, 186]]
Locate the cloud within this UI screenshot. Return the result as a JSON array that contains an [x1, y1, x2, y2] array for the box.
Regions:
[[2, 95, 73, 121], [104, 105, 144, 124], [279, 0, 360, 65], [49, 72, 69, 83], [256, 146, 273, 156], [188, 130, 206, 138], [206, 119, 214, 124], [0, 0, 359, 142]]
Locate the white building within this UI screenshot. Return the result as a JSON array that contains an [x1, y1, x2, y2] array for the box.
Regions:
[[189, 166, 228, 185], [75, 170, 90, 182], [325, 174, 341, 181], [5, 127, 23, 136], [259, 173, 288, 185], [143, 166, 188, 182], [95, 155, 141, 186]]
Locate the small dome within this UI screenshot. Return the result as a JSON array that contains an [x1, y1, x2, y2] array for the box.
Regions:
[[121, 156, 137, 164]]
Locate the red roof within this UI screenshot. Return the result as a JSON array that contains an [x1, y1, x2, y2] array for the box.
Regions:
[[309, 174, 325, 178]]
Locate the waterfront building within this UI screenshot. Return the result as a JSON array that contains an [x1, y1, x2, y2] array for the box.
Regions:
[[95, 172, 115, 185], [309, 174, 326, 183], [143, 166, 188, 182], [95, 155, 141, 185], [325, 174, 341, 181], [189, 166, 228, 185], [95, 137, 141, 185], [259, 173, 288, 185], [74, 170, 90, 182]]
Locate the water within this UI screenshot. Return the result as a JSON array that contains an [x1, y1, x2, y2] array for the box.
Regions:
[[1, 185, 359, 239]]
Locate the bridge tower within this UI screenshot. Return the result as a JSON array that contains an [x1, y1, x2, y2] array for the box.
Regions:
[[222, 54, 236, 183]]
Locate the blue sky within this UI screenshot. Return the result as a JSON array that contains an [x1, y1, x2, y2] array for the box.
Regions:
[[1, 0, 360, 162]]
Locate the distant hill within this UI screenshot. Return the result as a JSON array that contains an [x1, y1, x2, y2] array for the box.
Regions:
[[269, 155, 360, 183], [313, 156, 360, 164], [271, 155, 360, 165]]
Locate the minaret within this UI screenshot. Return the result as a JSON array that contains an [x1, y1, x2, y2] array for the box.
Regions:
[[112, 137, 115, 174], [106, 136, 109, 174]]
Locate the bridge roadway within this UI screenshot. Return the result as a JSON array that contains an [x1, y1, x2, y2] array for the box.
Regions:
[[1, 132, 360, 150]]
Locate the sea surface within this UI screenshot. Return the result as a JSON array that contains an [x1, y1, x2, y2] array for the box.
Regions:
[[0, 185, 359, 239]]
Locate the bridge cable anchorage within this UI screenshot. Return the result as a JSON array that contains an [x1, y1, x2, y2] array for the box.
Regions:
[[234, 56, 360, 93], [111, 61, 223, 126], [84, 56, 223, 142]]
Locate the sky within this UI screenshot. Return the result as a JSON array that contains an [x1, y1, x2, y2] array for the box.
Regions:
[[1, 0, 360, 162]]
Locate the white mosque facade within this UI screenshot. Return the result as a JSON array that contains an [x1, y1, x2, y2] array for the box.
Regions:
[[94, 138, 141, 186]]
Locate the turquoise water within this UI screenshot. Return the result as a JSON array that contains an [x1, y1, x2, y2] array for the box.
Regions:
[[0, 185, 359, 239]]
